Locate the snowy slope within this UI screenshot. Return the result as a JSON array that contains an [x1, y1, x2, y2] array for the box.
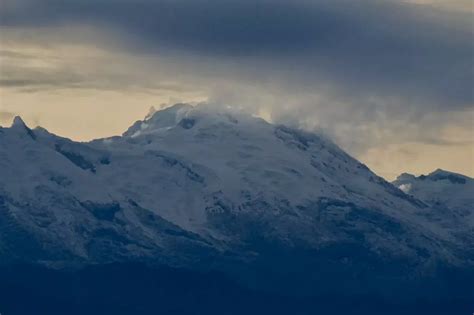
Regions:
[[0, 103, 472, 276], [0, 116, 216, 266], [393, 169, 474, 227]]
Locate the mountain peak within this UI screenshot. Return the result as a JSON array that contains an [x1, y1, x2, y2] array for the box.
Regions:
[[395, 172, 416, 181], [394, 169, 471, 186], [425, 169, 470, 184], [11, 116, 27, 128], [123, 103, 193, 137], [428, 168, 455, 177], [147, 103, 193, 122], [9, 116, 36, 140]]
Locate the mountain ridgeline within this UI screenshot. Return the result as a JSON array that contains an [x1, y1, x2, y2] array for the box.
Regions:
[[0, 104, 472, 314]]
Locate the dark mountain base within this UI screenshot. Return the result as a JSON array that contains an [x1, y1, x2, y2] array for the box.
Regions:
[[0, 263, 471, 315]]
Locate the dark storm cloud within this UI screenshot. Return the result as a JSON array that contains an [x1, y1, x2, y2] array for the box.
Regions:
[[1, 0, 473, 110], [0, 49, 191, 93]]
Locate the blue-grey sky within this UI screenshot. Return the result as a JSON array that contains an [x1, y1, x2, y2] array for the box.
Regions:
[[0, 0, 473, 178]]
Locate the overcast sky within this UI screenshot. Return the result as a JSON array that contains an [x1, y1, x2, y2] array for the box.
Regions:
[[0, 0, 472, 179]]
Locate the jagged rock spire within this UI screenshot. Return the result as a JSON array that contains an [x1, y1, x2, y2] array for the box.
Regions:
[[10, 116, 36, 139], [11, 116, 27, 128]]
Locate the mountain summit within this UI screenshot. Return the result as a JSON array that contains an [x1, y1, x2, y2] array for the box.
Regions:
[[8, 115, 36, 139], [0, 103, 472, 313], [11, 116, 27, 128], [123, 103, 193, 137], [393, 169, 474, 228]]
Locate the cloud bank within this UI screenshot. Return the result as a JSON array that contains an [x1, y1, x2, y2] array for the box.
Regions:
[[1, 0, 473, 177]]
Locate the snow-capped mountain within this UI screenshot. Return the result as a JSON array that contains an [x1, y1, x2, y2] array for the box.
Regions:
[[393, 169, 474, 228], [0, 103, 472, 313]]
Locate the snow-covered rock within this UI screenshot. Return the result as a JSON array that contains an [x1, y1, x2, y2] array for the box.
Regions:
[[393, 169, 474, 228], [0, 103, 472, 291]]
